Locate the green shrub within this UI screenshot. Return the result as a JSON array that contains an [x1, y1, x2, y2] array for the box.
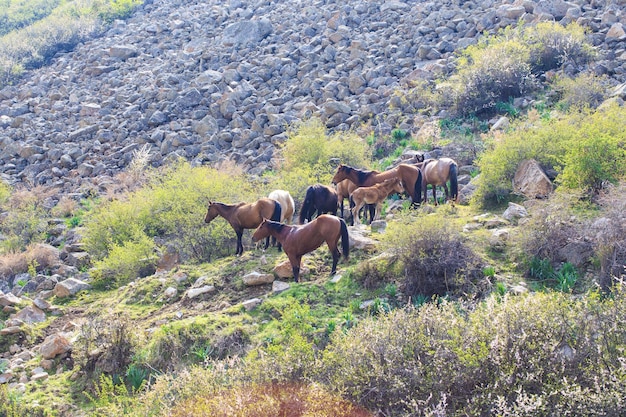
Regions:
[[475, 103, 626, 205], [315, 289, 626, 416], [273, 117, 371, 201], [91, 232, 157, 288], [84, 161, 259, 270], [408, 22, 594, 117], [552, 72, 609, 110], [0, 0, 61, 36]]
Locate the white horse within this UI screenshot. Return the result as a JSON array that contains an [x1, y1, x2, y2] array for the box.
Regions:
[[268, 189, 295, 224]]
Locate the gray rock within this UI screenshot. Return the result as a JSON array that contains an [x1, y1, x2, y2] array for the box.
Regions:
[[222, 19, 272, 46], [53, 278, 91, 298]]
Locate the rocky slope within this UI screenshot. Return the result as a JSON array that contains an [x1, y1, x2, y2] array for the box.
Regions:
[[0, 0, 625, 194]]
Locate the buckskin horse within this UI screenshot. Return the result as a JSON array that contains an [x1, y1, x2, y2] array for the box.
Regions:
[[336, 179, 375, 226], [350, 177, 404, 225], [299, 184, 338, 224], [204, 198, 281, 255], [415, 157, 459, 205], [332, 163, 423, 206], [252, 214, 349, 282]]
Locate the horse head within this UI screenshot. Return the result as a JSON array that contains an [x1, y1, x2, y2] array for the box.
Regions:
[[204, 201, 219, 223], [331, 164, 348, 185], [252, 218, 271, 242]]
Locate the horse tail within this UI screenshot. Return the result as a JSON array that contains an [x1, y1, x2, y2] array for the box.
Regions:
[[449, 163, 459, 202], [413, 169, 423, 204], [299, 186, 313, 224], [271, 200, 282, 223], [339, 217, 350, 260]]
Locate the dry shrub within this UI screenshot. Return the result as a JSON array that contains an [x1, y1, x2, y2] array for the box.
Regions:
[[595, 183, 626, 290], [75, 315, 139, 387], [517, 193, 591, 268], [384, 213, 485, 298], [51, 195, 78, 218], [169, 382, 374, 417], [0, 243, 59, 279]]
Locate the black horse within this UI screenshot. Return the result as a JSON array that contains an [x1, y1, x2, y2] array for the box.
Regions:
[[299, 184, 338, 224]]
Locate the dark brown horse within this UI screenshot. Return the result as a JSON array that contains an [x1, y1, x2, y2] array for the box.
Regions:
[[252, 215, 349, 282], [299, 184, 338, 224], [350, 177, 404, 225], [415, 157, 459, 205], [332, 163, 423, 205], [204, 198, 281, 255]]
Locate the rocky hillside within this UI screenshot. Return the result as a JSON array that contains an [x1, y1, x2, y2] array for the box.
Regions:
[[0, 0, 625, 194]]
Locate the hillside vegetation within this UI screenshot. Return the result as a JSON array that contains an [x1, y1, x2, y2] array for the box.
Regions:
[[0, 0, 141, 86], [1, 4, 626, 417]]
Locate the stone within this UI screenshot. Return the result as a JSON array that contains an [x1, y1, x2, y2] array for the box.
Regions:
[[489, 229, 510, 251], [348, 225, 378, 252], [53, 278, 91, 298], [272, 280, 291, 294], [0, 293, 21, 307], [273, 260, 309, 279], [40, 334, 72, 359], [12, 305, 46, 324], [186, 285, 215, 299], [163, 287, 177, 299], [0, 326, 23, 335], [606, 23, 626, 39], [108, 45, 138, 59], [222, 19, 273, 46], [502, 202, 529, 222], [512, 159, 553, 199], [242, 298, 262, 311], [242, 271, 274, 286]]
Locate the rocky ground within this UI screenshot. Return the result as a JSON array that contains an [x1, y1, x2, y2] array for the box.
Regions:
[[2, 0, 626, 400], [0, 0, 625, 195]]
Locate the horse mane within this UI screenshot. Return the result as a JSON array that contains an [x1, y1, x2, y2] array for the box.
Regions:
[[266, 220, 285, 233], [344, 165, 376, 184]]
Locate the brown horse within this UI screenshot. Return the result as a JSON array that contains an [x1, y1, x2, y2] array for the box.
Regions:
[[336, 179, 375, 225], [350, 177, 404, 225], [252, 215, 349, 282], [204, 198, 281, 255], [332, 163, 423, 205], [415, 157, 459, 205], [299, 184, 338, 224]]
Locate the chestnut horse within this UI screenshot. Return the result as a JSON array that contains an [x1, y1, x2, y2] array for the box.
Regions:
[[336, 179, 375, 226], [332, 163, 423, 206], [415, 157, 459, 205], [350, 177, 404, 225], [204, 198, 281, 255], [299, 184, 338, 224], [252, 215, 349, 282]]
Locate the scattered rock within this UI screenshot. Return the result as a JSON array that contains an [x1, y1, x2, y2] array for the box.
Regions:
[[242, 271, 274, 286], [53, 278, 91, 298], [513, 159, 553, 199], [186, 285, 215, 299], [502, 202, 529, 222], [40, 334, 72, 360], [242, 298, 262, 311], [272, 280, 291, 294]]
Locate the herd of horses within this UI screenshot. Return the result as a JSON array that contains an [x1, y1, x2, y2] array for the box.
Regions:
[[204, 158, 459, 282]]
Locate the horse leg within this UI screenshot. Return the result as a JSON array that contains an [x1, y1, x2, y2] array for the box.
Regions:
[[288, 254, 302, 283], [432, 185, 438, 206], [329, 242, 340, 275], [236, 229, 244, 256], [443, 183, 450, 202], [352, 201, 363, 225], [374, 203, 382, 222]]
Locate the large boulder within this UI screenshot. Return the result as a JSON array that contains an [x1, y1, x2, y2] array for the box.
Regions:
[[242, 271, 274, 286], [40, 333, 72, 359], [512, 159, 553, 199], [53, 278, 91, 298]]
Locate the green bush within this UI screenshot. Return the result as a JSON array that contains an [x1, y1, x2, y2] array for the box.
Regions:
[[409, 22, 594, 117], [552, 72, 609, 110], [0, 0, 61, 36], [273, 117, 371, 201], [475, 103, 626, 205], [84, 161, 259, 274]]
